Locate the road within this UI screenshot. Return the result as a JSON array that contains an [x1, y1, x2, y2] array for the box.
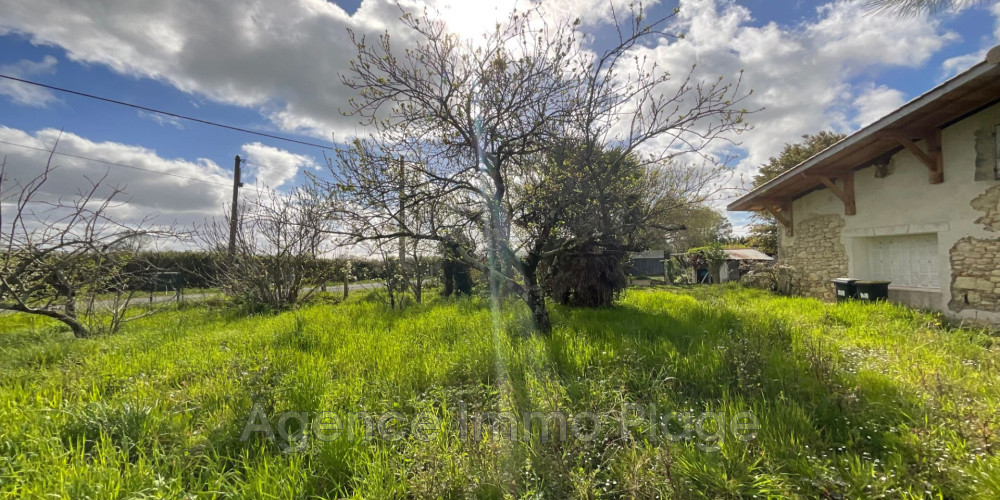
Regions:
[[140, 281, 383, 305], [0, 282, 384, 320]]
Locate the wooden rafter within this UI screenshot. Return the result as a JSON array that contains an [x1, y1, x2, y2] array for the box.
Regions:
[[765, 203, 793, 236], [925, 130, 943, 184], [843, 171, 855, 215], [895, 129, 943, 184], [816, 171, 856, 215]]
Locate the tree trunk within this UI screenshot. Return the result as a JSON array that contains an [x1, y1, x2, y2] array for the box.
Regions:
[[65, 290, 76, 318], [64, 316, 89, 338], [524, 284, 552, 334], [520, 266, 552, 334], [442, 259, 455, 297], [2, 305, 89, 338], [518, 248, 551, 334]]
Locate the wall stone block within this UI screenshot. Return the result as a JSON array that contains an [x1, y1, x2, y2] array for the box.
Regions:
[[972, 184, 1000, 231], [949, 236, 1000, 313], [779, 213, 848, 301]]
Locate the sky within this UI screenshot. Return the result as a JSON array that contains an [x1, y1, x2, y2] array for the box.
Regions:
[[0, 0, 998, 243]]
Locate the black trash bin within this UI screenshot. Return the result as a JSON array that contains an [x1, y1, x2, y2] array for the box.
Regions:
[[830, 278, 857, 302], [854, 281, 891, 302]]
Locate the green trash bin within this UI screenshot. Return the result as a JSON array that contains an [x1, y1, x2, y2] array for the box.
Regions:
[[854, 281, 891, 302], [830, 278, 857, 302]]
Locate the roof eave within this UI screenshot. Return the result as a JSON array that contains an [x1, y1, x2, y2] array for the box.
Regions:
[[727, 58, 999, 212]]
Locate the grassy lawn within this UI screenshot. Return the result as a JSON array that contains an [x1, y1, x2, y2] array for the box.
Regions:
[[2, 286, 999, 498]]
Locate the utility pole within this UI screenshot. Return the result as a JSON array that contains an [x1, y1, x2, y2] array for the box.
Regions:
[[228, 155, 243, 256]]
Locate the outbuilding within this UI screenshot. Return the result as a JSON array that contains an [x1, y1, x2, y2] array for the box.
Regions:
[[719, 248, 774, 283], [728, 46, 1000, 322], [627, 249, 666, 279]]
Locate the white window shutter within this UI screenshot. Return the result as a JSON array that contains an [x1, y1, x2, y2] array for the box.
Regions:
[[867, 234, 940, 288]]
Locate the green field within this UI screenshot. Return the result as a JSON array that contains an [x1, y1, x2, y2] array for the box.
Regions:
[[2, 286, 999, 498]]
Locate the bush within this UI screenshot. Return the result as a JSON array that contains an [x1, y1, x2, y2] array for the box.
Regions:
[[543, 242, 628, 307], [739, 261, 797, 295]]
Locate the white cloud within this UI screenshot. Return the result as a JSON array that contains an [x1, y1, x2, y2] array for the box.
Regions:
[[852, 84, 906, 128], [0, 0, 654, 140], [941, 51, 986, 76], [994, 2, 1000, 40], [0, 0, 967, 230], [0, 0, 950, 159], [137, 110, 185, 130], [0, 55, 59, 106], [0, 126, 231, 226], [806, 2, 957, 69], [0, 127, 331, 251], [629, 0, 954, 198], [0, 0, 387, 138], [940, 3, 1000, 77], [240, 142, 317, 188]]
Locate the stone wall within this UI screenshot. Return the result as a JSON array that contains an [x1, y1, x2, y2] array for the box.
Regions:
[[951, 184, 1000, 313], [781, 213, 848, 301], [949, 237, 1000, 313], [971, 184, 1000, 231]]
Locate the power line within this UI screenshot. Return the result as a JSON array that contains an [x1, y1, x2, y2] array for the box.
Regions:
[[0, 74, 334, 150], [0, 139, 232, 188]]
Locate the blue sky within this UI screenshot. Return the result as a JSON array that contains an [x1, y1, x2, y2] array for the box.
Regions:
[[0, 0, 998, 236]]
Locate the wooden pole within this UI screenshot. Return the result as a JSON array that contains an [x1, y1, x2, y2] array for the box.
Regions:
[[228, 155, 242, 256]]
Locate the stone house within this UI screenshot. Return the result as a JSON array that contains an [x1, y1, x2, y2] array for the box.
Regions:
[[728, 47, 1000, 323]]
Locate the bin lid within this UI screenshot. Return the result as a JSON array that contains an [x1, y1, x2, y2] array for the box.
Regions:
[[855, 280, 891, 285], [830, 278, 858, 283]]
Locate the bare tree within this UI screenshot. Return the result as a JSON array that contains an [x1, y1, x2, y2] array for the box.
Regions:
[[201, 185, 333, 309], [0, 153, 171, 337], [360, 239, 406, 309], [320, 5, 750, 332], [402, 229, 438, 304], [398, 180, 446, 304]]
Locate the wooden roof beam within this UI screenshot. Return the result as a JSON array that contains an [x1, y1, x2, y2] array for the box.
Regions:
[[764, 202, 793, 237], [744, 196, 793, 209], [816, 171, 856, 216], [883, 127, 938, 140], [895, 128, 943, 184]]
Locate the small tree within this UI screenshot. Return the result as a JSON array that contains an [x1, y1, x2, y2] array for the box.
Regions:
[[0, 155, 172, 337], [740, 261, 798, 295], [367, 241, 407, 309], [664, 205, 733, 253], [440, 231, 474, 297], [201, 186, 332, 310]]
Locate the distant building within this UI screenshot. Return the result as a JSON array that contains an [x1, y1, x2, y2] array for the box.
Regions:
[[719, 248, 774, 283], [627, 249, 665, 278], [689, 248, 773, 284]]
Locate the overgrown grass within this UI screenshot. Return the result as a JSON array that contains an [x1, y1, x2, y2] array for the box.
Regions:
[[2, 285, 999, 498]]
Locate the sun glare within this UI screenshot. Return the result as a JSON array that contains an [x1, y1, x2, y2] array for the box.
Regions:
[[435, 0, 519, 44]]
